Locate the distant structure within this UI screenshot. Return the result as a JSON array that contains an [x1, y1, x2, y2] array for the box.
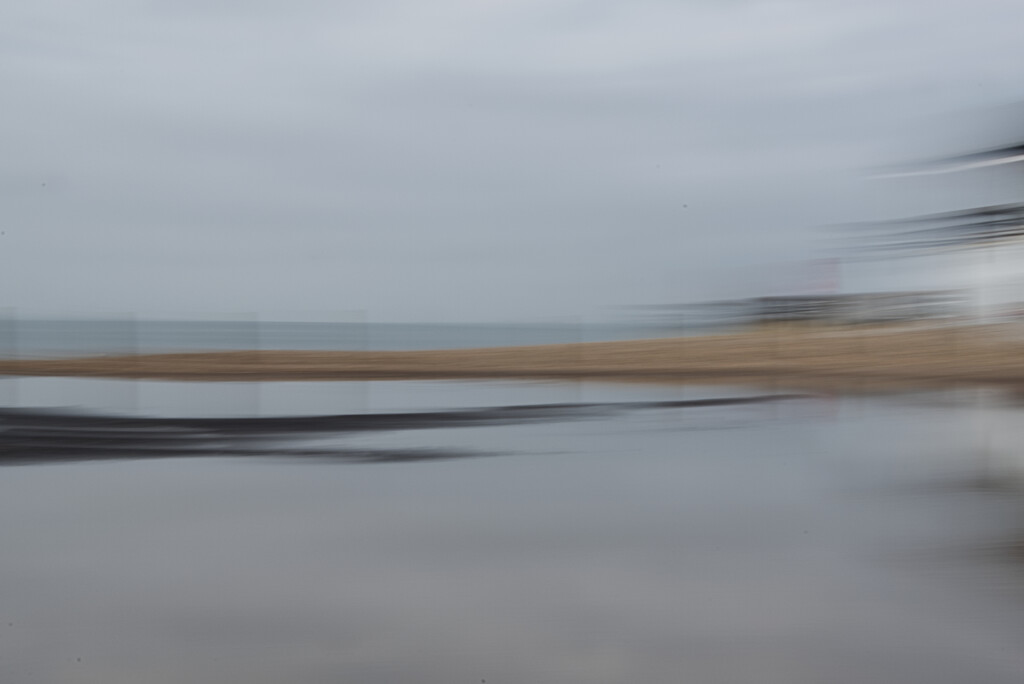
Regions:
[[650, 291, 964, 329], [860, 132, 1024, 321], [745, 291, 964, 325]]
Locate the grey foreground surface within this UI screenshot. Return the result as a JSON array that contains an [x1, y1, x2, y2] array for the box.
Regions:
[[1, 380, 1022, 683]]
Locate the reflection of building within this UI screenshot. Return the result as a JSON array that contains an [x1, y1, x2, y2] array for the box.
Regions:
[[748, 291, 964, 325]]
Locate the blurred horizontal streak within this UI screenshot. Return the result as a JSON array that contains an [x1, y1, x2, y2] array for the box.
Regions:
[[869, 143, 1024, 178], [836, 204, 1024, 257], [849, 236, 1019, 255], [0, 395, 806, 465], [871, 204, 1024, 225]]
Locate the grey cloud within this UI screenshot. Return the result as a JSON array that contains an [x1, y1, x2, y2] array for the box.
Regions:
[[3, 1, 1024, 319]]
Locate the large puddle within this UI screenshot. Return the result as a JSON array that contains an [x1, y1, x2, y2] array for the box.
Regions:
[[1, 380, 1022, 683]]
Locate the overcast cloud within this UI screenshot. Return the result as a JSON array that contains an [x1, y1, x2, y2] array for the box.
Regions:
[[3, 0, 1024, 321]]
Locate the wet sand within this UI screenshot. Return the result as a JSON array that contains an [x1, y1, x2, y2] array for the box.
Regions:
[[2, 383, 1023, 683], [0, 323, 1022, 388]]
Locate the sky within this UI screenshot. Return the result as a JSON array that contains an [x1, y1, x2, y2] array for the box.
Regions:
[[3, 0, 1024, 322]]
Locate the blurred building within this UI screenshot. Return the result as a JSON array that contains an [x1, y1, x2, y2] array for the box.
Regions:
[[748, 291, 964, 325], [652, 290, 965, 329]]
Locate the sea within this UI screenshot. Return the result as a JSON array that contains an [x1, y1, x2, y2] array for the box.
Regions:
[[0, 317, 694, 358]]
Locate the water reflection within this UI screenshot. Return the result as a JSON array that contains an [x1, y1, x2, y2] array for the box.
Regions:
[[0, 382, 1023, 684]]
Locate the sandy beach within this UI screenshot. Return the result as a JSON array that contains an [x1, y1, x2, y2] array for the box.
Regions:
[[1, 323, 1022, 388]]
